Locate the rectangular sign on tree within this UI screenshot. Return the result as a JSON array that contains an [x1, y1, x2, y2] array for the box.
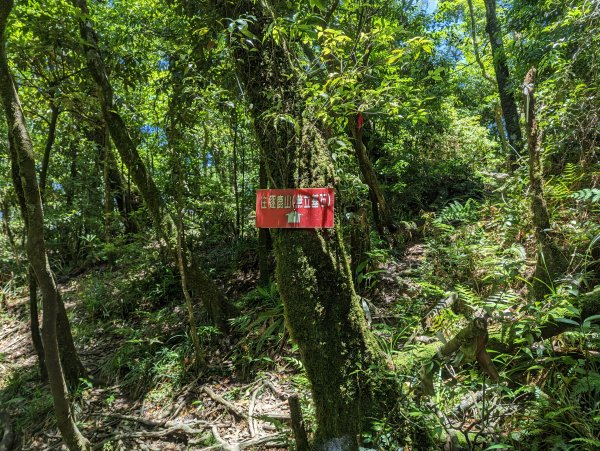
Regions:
[[255, 188, 335, 228]]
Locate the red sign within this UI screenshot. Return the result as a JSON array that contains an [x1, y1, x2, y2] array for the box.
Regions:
[[256, 188, 335, 229]]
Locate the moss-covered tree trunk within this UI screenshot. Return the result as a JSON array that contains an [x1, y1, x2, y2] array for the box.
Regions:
[[214, 1, 395, 447], [0, 3, 90, 449], [523, 67, 565, 300], [483, 0, 523, 165], [71, 0, 236, 330]]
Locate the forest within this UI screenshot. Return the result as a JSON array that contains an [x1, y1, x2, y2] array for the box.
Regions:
[[0, 0, 599, 449]]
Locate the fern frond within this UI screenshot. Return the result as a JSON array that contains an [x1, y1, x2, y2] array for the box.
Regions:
[[571, 188, 600, 203], [455, 284, 482, 310]]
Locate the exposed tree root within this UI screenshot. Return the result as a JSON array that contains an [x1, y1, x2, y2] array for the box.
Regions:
[[202, 386, 248, 420]]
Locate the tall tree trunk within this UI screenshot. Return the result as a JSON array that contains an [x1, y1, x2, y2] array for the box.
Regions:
[[523, 67, 565, 300], [348, 116, 396, 236], [71, 0, 236, 330], [12, 139, 85, 386], [39, 103, 86, 385], [167, 57, 205, 368], [483, 0, 523, 166], [215, 2, 397, 447], [16, 80, 86, 388], [0, 3, 90, 449], [466, 0, 510, 158]]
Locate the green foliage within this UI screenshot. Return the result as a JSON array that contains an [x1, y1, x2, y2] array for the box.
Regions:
[[229, 283, 287, 377], [435, 198, 481, 224], [0, 0, 599, 448], [572, 188, 600, 203]]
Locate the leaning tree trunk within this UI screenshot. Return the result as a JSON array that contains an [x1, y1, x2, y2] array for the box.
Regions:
[[523, 67, 565, 300], [348, 116, 396, 237], [483, 0, 523, 166], [0, 3, 90, 449], [71, 0, 236, 330], [8, 88, 85, 387], [214, 1, 397, 448], [9, 144, 47, 380]]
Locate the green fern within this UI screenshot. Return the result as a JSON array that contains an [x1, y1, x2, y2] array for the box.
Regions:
[[547, 163, 583, 199], [455, 284, 482, 311], [435, 198, 480, 224], [485, 290, 519, 310], [571, 188, 600, 203], [572, 372, 600, 397]]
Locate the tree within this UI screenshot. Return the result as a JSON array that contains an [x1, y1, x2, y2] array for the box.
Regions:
[[213, 1, 398, 447], [70, 0, 237, 332], [482, 0, 523, 165], [0, 2, 90, 449], [523, 67, 566, 299]]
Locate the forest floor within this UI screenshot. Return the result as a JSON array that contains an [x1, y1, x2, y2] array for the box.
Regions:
[[0, 243, 429, 450], [0, 289, 298, 450]]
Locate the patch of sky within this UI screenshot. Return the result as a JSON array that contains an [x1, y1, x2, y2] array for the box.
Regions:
[[422, 0, 438, 14], [140, 124, 159, 135], [140, 124, 168, 147], [158, 58, 169, 71]]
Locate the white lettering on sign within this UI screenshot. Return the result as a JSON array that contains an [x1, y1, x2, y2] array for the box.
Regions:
[[311, 194, 319, 208], [261, 196, 267, 209], [287, 211, 302, 223]]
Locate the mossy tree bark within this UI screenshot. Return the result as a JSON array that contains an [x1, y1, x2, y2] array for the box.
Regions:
[[483, 0, 523, 166], [0, 3, 90, 449], [214, 1, 396, 447], [39, 112, 86, 386], [523, 67, 566, 300], [71, 0, 236, 331]]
